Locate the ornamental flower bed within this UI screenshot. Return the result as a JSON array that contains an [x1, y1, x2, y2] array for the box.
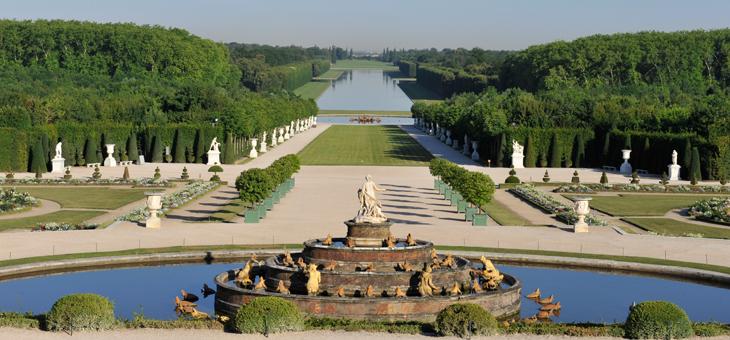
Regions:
[[117, 181, 218, 222], [0, 188, 38, 213], [32, 222, 98, 232], [510, 184, 607, 226], [688, 197, 730, 225], [0, 177, 169, 187], [555, 183, 730, 194]]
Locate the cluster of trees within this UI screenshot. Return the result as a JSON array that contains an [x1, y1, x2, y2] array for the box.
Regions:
[[0, 20, 317, 172], [235, 154, 300, 205], [411, 30, 730, 180]]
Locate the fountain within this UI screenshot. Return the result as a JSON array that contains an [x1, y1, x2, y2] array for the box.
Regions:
[[215, 176, 521, 321]]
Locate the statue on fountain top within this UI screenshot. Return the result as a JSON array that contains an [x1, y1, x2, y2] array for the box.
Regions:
[[354, 175, 388, 224]]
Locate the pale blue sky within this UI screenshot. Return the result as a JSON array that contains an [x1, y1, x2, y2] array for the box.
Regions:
[[2, 0, 729, 51]]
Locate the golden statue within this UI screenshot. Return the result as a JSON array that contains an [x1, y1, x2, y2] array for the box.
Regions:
[[396, 262, 413, 272], [236, 261, 253, 286], [174, 296, 196, 316], [336, 286, 345, 297], [479, 256, 504, 290], [449, 282, 462, 296], [441, 254, 456, 267], [296, 257, 307, 270], [322, 260, 337, 271], [384, 235, 396, 249], [431, 258, 441, 270], [254, 276, 267, 291], [322, 234, 333, 246], [538, 295, 554, 305], [364, 285, 376, 297], [471, 278, 483, 293], [190, 308, 209, 319], [406, 233, 416, 246], [417, 264, 438, 296], [362, 263, 374, 272], [345, 237, 355, 248], [394, 287, 406, 298], [180, 289, 199, 302], [282, 251, 295, 267], [250, 253, 259, 264], [430, 248, 438, 260], [305, 263, 321, 296], [276, 280, 290, 294], [526, 288, 541, 299], [540, 301, 561, 312]]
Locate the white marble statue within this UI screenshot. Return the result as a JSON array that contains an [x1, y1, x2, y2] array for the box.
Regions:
[[511, 140, 525, 169], [471, 141, 480, 161], [206, 137, 221, 165], [668, 149, 681, 181], [354, 175, 388, 224], [54, 142, 63, 159], [51, 142, 65, 173], [271, 129, 278, 146], [209, 137, 220, 152], [249, 138, 258, 158], [278, 127, 285, 143]]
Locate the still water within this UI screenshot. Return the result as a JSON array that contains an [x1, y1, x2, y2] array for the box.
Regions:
[[316, 69, 413, 111], [317, 116, 414, 125], [1, 262, 727, 322]]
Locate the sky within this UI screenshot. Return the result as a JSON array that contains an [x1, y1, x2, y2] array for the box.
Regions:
[[2, 0, 730, 51]]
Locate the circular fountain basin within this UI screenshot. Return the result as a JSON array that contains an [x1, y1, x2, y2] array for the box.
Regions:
[[303, 238, 434, 263]]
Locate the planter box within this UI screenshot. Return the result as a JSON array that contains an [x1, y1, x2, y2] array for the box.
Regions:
[[434, 179, 440, 189], [256, 204, 267, 218], [457, 200, 467, 213], [472, 214, 488, 226], [244, 210, 259, 223], [465, 207, 477, 221], [264, 197, 274, 210], [272, 190, 281, 204]]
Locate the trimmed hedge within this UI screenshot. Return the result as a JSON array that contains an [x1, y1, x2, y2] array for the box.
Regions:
[[236, 154, 299, 205], [429, 158, 495, 210], [45, 294, 116, 332], [434, 303, 498, 337], [624, 301, 693, 339], [232, 296, 304, 334]]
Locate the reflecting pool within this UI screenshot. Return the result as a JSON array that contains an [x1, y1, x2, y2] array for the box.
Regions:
[[316, 69, 413, 111]]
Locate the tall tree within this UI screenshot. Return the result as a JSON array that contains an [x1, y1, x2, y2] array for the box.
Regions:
[[549, 133, 561, 168], [172, 128, 185, 163]]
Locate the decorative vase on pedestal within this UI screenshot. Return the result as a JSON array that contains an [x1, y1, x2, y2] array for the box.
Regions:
[[471, 141, 480, 161], [620, 149, 632, 175], [278, 127, 285, 143], [103, 144, 117, 167], [145, 192, 163, 229], [271, 129, 278, 147], [573, 197, 592, 233], [249, 138, 259, 158], [445, 130, 452, 146]]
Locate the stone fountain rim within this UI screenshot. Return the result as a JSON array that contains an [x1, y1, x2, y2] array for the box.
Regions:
[[263, 254, 472, 275], [303, 238, 434, 251]]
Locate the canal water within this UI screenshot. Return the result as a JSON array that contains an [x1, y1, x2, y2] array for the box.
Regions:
[[316, 69, 413, 112], [1, 262, 728, 323]]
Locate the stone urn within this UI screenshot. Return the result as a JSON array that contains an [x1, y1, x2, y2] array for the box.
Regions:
[[145, 192, 163, 229], [103, 144, 117, 167], [620, 149, 632, 175], [278, 127, 286, 143], [573, 196, 592, 233], [249, 138, 258, 158], [471, 141, 480, 161], [271, 129, 278, 146], [445, 130, 452, 146]]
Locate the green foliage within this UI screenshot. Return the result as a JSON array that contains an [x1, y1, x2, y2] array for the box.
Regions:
[[45, 293, 116, 332], [504, 321, 624, 337], [0, 128, 27, 172], [193, 130, 205, 163], [122, 167, 130, 181], [208, 165, 223, 174], [29, 139, 46, 174], [223, 133, 236, 164], [571, 170, 580, 184], [181, 167, 189, 180], [525, 135, 537, 167], [172, 129, 185, 163], [505, 168, 520, 184], [151, 136, 163, 163], [624, 301, 693, 339], [434, 303, 498, 337], [690, 147, 702, 184], [92, 165, 101, 180], [126, 135, 139, 164], [542, 170, 550, 183], [235, 168, 274, 204], [692, 323, 730, 337], [457, 171, 495, 210], [398, 60, 418, 77], [631, 171, 640, 184], [600, 171, 609, 184], [306, 317, 430, 334], [549, 133, 561, 168], [268, 154, 300, 184], [153, 166, 161, 180], [0, 312, 41, 329], [232, 296, 304, 334]]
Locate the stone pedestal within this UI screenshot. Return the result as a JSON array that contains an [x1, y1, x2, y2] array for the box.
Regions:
[[278, 128, 285, 143], [345, 220, 393, 247], [573, 196, 592, 233], [103, 144, 117, 167], [259, 140, 267, 153], [51, 158, 65, 174], [512, 153, 524, 169], [668, 164, 681, 181], [445, 130, 452, 146], [249, 138, 258, 158], [284, 127, 291, 140], [145, 192, 163, 229], [620, 149, 632, 175], [471, 141, 480, 161], [138, 155, 146, 165], [206, 150, 221, 165], [271, 130, 278, 147]]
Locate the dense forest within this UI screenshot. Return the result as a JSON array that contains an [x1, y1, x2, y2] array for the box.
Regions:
[[0, 20, 317, 172], [411, 30, 730, 180]]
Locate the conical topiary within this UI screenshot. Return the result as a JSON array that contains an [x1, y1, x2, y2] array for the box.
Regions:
[[181, 166, 190, 180], [659, 172, 669, 185], [153, 166, 161, 180], [600, 171, 609, 185], [122, 166, 130, 181], [690, 147, 701, 185], [150, 136, 163, 163], [127, 134, 139, 165], [630, 170, 640, 184], [92, 165, 102, 180], [172, 129, 185, 163], [549, 133, 561, 168], [504, 168, 520, 184], [35, 168, 43, 179], [571, 170, 580, 184], [542, 170, 550, 183]]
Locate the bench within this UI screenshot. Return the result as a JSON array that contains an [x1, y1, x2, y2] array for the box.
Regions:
[[119, 161, 134, 166], [86, 163, 101, 168], [637, 169, 649, 175], [602, 165, 617, 172]]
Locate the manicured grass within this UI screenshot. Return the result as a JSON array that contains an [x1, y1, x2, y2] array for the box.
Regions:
[[318, 109, 412, 117], [397, 79, 444, 103], [298, 125, 433, 166], [293, 80, 331, 99], [483, 199, 533, 226], [0, 210, 104, 231], [8, 186, 147, 210], [315, 69, 344, 80], [207, 199, 247, 222], [563, 194, 724, 216], [332, 59, 398, 70], [622, 217, 730, 239]]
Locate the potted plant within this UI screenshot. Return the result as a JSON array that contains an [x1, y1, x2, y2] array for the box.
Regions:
[[208, 165, 223, 182]]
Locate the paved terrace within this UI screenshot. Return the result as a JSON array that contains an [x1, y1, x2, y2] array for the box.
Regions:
[[0, 123, 728, 269]]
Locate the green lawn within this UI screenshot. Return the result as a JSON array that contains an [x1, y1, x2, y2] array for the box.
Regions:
[[298, 125, 433, 166], [8, 187, 147, 210], [0, 210, 104, 231], [207, 199, 247, 222], [332, 59, 398, 70], [293, 80, 331, 99], [622, 217, 730, 239], [315, 69, 344, 80], [563, 194, 722, 216], [397, 79, 444, 104], [318, 110, 412, 117], [483, 199, 533, 226]]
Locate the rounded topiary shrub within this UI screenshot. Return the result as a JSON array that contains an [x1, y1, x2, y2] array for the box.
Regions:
[[504, 169, 520, 184], [233, 296, 304, 334], [45, 293, 115, 332], [435, 303, 498, 338], [624, 301, 693, 339]]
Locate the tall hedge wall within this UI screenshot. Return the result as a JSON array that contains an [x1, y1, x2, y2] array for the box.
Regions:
[[416, 64, 488, 97], [0, 127, 28, 172], [311, 60, 330, 77], [398, 60, 418, 77]]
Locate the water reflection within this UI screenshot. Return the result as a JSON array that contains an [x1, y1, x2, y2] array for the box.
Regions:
[[317, 69, 413, 111], [0, 262, 728, 322], [317, 116, 414, 125]]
